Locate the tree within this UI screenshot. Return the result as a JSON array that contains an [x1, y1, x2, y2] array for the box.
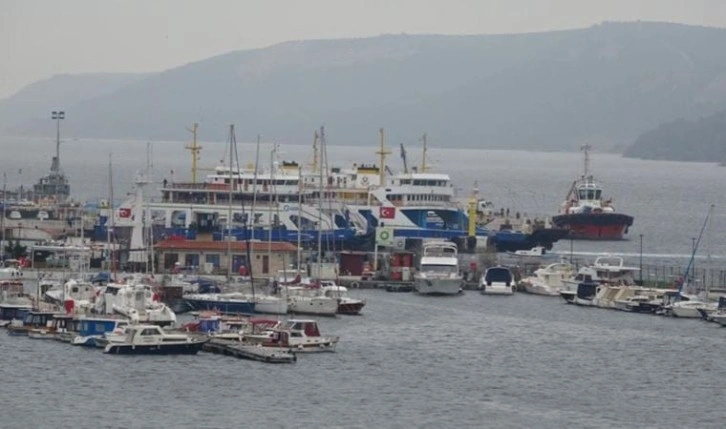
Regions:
[[4, 240, 27, 259]]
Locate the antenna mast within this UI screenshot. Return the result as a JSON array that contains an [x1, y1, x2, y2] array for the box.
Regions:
[[185, 123, 202, 183]]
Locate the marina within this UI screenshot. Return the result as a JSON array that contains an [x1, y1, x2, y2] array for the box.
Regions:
[[1, 135, 725, 429]]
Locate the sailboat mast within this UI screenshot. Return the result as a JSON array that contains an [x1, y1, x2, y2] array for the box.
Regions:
[[268, 143, 277, 280], [297, 165, 303, 274], [316, 126, 325, 279], [249, 135, 261, 272], [108, 153, 116, 281], [226, 125, 234, 280]]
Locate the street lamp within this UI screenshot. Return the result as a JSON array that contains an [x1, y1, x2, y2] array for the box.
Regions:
[[51, 110, 65, 202], [639, 234, 643, 284]]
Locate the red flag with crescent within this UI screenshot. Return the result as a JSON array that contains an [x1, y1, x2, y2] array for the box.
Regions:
[[119, 208, 131, 218], [380, 206, 395, 219]]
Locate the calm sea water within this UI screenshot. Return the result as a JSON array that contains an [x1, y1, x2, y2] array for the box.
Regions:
[[1, 136, 725, 428], [2, 290, 726, 429]]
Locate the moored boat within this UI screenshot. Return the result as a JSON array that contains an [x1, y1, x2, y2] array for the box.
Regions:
[[413, 241, 462, 296], [104, 324, 207, 355], [242, 319, 338, 353], [480, 266, 516, 296]]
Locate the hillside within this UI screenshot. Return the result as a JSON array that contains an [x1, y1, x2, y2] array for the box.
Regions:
[[623, 109, 726, 162], [0, 73, 149, 131], [5, 22, 726, 150]]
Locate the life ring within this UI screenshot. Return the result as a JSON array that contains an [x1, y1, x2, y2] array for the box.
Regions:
[[350, 281, 360, 289], [283, 205, 290, 211], [361, 177, 369, 185]]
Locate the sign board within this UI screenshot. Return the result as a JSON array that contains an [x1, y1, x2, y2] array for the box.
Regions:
[[376, 227, 394, 247]]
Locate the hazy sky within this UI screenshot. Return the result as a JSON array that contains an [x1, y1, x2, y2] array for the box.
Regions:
[[2, 0, 726, 99]]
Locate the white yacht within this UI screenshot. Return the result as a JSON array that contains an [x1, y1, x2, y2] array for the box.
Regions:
[[520, 262, 573, 296], [481, 266, 516, 296], [413, 241, 462, 296], [286, 286, 339, 316]]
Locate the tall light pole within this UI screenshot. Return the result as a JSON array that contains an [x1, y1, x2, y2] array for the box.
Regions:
[[639, 234, 643, 284], [51, 110, 65, 202]]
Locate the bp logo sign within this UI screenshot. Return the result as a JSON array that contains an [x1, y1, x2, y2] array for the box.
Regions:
[[376, 227, 394, 246]]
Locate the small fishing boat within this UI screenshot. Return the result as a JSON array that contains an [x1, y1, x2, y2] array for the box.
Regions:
[[104, 324, 207, 355], [0, 303, 31, 328], [6, 311, 56, 336], [481, 266, 516, 296]]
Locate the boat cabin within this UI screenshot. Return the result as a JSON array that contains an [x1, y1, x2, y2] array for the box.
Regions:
[[0, 304, 31, 323], [483, 266, 514, 287], [283, 319, 321, 337], [77, 317, 129, 337]]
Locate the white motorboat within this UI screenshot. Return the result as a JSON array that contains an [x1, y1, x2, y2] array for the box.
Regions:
[[104, 324, 207, 355], [319, 281, 366, 315], [520, 262, 574, 296], [669, 300, 717, 318], [242, 319, 338, 353], [481, 266, 516, 296], [562, 256, 640, 290], [286, 286, 338, 316], [96, 282, 176, 326], [414, 241, 462, 296]]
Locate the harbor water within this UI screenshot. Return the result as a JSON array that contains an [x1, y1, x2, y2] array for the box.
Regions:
[[1, 137, 725, 428], [2, 290, 726, 428]]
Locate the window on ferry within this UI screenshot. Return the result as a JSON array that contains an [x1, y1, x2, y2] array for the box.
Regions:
[[595, 190, 602, 200], [141, 328, 158, 336]]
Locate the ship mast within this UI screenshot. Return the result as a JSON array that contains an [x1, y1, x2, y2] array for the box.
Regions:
[[185, 123, 202, 183], [310, 131, 319, 173], [376, 128, 391, 185], [420, 133, 428, 173]]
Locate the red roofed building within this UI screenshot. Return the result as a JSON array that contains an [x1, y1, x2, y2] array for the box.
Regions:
[[154, 239, 297, 276]]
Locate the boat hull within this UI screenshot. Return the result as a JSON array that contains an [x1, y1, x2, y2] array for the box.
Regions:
[[414, 277, 462, 296], [183, 297, 255, 315], [552, 213, 634, 240], [337, 301, 365, 315], [104, 341, 207, 355]]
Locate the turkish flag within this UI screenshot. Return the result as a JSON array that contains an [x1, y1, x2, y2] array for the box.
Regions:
[[119, 208, 131, 218], [379, 206, 396, 219]]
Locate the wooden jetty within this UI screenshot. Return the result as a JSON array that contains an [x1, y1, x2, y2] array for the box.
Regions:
[[203, 338, 297, 364]]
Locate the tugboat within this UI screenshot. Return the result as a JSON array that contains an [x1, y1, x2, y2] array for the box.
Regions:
[[552, 145, 634, 240]]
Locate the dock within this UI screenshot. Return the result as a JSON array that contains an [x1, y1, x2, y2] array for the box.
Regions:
[[202, 338, 297, 364]]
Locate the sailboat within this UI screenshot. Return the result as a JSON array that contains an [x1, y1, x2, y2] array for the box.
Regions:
[[666, 205, 718, 318], [287, 127, 338, 317]]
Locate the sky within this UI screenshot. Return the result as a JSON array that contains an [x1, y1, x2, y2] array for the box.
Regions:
[[2, 0, 726, 99]]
